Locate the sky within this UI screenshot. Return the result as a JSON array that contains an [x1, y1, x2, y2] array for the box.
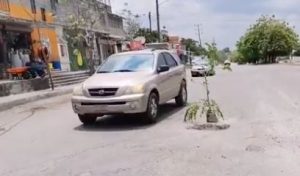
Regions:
[[111, 0, 300, 49]]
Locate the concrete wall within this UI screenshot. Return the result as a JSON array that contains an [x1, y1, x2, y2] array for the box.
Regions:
[[0, 78, 50, 97], [107, 13, 125, 37], [56, 0, 107, 32], [293, 56, 300, 62], [56, 0, 125, 37]]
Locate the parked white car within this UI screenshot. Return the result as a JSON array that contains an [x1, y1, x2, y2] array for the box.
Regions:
[[191, 59, 215, 77]]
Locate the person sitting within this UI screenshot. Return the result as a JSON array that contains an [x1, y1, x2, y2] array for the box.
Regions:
[[26, 57, 46, 78]]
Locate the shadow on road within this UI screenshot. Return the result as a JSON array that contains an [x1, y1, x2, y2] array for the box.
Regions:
[[74, 102, 184, 132]]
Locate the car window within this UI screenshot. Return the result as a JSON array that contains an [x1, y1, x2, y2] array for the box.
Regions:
[[171, 53, 182, 64], [157, 54, 167, 68], [163, 53, 178, 68], [97, 54, 154, 73]]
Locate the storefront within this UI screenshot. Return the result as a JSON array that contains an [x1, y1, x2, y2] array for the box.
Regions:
[[0, 23, 33, 80], [0, 19, 60, 80]]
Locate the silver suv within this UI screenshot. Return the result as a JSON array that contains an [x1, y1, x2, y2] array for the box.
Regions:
[[72, 49, 187, 124]]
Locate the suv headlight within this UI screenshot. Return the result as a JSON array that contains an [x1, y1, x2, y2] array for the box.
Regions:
[[125, 84, 145, 95], [73, 84, 84, 96]]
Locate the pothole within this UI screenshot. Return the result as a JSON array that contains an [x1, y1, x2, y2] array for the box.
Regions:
[[30, 106, 47, 111], [18, 106, 47, 114], [77, 172, 93, 176], [188, 123, 230, 130], [245, 145, 265, 152]]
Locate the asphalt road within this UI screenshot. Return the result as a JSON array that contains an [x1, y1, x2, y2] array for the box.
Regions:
[[1, 64, 300, 176]]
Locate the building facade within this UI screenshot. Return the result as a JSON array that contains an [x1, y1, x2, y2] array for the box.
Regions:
[[55, 0, 125, 71], [0, 0, 59, 79]]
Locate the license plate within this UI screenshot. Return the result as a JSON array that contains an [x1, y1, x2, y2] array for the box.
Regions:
[[98, 105, 108, 111]]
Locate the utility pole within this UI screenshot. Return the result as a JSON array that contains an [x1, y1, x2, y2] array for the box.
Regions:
[[156, 0, 161, 42], [35, 18, 54, 90], [187, 48, 192, 65], [196, 24, 202, 47], [148, 11, 152, 32]]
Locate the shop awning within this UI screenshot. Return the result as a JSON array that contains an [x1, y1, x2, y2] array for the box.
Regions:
[[109, 34, 126, 40], [0, 23, 32, 33]]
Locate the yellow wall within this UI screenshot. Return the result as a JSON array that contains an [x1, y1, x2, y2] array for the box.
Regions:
[[9, 3, 58, 61]]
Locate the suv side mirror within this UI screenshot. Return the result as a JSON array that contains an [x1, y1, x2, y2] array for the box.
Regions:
[[158, 65, 170, 73]]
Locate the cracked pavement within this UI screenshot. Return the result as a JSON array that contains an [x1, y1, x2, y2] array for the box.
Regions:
[[1, 64, 300, 176]]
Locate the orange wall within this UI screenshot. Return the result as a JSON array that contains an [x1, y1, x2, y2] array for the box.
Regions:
[[9, 3, 58, 61], [9, 4, 54, 23], [31, 28, 59, 61]]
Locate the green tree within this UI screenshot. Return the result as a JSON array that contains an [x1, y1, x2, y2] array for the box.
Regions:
[[217, 48, 231, 63], [294, 50, 300, 56], [237, 15, 299, 63], [222, 47, 231, 53], [120, 8, 141, 40], [205, 42, 219, 70], [293, 45, 300, 56], [181, 38, 206, 56], [230, 50, 247, 64]]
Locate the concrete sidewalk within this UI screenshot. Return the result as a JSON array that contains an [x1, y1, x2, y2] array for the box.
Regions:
[[0, 84, 77, 112]]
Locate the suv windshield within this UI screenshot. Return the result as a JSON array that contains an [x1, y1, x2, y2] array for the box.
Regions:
[[97, 54, 154, 73]]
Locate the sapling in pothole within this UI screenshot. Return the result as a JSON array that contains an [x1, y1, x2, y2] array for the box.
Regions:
[[184, 71, 224, 123], [185, 55, 232, 130], [185, 41, 232, 129]]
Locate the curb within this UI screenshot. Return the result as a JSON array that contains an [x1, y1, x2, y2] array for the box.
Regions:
[[0, 88, 73, 112]]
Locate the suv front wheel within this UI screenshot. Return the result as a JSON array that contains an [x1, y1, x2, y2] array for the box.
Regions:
[[175, 82, 187, 106], [144, 92, 159, 123], [78, 114, 97, 125]]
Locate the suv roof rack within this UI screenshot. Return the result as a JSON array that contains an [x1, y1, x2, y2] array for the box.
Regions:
[[142, 48, 161, 52]]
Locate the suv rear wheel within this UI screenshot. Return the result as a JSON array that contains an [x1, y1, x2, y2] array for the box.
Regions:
[[78, 115, 97, 125], [175, 82, 188, 106], [144, 92, 159, 123]]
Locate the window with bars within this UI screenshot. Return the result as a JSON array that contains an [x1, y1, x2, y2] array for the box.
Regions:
[[50, 0, 58, 11], [41, 8, 46, 21]]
